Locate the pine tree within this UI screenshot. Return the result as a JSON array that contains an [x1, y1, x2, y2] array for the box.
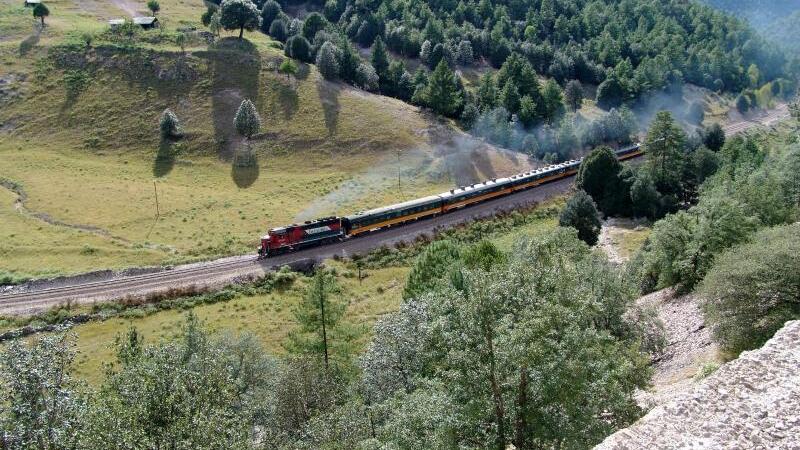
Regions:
[[316, 41, 340, 80], [159, 108, 181, 139], [285, 271, 346, 369], [564, 80, 583, 111], [423, 61, 462, 117], [542, 79, 564, 121], [645, 110, 687, 195], [234, 99, 261, 139], [371, 36, 389, 78]]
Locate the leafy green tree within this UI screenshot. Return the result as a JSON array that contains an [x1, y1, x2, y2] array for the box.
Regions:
[[629, 171, 661, 220], [564, 79, 583, 111], [286, 270, 349, 369], [259, 0, 281, 33], [499, 80, 520, 113], [701, 223, 800, 354], [209, 11, 222, 38], [517, 95, 537, 127], [422, 61, 463, 117], [645, 111, 687, 195], [302, 12, 327, 40], [476, 72, 497, 110], [159, 108, 181, 139], [576, 146, 628, 215], [370, 36, 389, 78], [201, 6, 215, 26], [278, 58, 298, 80], [541, 78, 564, 121], [33, 2, 49, 26], [285, 35, 312, 62], [268, 18, 286, 42], [640, 196, 758, 292], [146, 0, 160, 15], [735, 93, 751, 113], [80, 318, 261, 449], [316, 41, 339, 80], [596, 76, 624, 109], [703, 123, 726, 151], [219, 0, 261, 39], [356, 62, 379, 91], [233, 98, 261, 139], [687, 146, 720, 190], [559, 190, 602, 245], [0, 334, 86, 450]]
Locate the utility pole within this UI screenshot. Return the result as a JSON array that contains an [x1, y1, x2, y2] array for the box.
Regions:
[[397, 149, 401, 195], [153, 181, 160, 218]]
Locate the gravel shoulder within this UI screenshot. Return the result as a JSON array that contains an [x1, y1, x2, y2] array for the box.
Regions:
[[596, 320, 800, 449]]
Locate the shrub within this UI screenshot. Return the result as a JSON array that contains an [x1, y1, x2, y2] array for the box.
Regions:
[[701, 223, 800, 355]]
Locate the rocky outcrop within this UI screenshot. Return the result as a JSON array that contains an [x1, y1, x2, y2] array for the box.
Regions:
[[596, 320, 800, 449]]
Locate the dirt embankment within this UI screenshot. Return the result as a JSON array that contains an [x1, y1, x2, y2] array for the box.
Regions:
[[636, 289, 721, 408]]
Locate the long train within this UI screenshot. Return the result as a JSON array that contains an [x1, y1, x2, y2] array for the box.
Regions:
[[258, 143, 643, 258]]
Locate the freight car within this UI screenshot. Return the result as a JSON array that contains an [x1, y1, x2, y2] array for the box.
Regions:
[[258, 144, 643, 258]]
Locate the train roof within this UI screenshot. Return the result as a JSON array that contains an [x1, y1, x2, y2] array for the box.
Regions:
[[346, 195, 442, 219], [437, 176, 515, 199], [269, 216, 338, 233]]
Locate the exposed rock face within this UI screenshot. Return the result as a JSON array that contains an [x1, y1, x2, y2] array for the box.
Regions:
[[596, 321, 800, 449]]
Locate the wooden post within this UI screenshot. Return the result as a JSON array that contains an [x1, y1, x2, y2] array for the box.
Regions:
[[153, 181, 160, 218]]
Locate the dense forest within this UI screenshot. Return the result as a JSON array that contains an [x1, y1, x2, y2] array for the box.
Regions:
[[204, 0, 796, 161]]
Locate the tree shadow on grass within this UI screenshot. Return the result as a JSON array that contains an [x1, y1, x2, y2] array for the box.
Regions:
[[276, 82, 299, 120], [231, 147, 259, 188], [19, 32, 40, 57], [153, 140, 176, 177], [317, 80, 340, 137]]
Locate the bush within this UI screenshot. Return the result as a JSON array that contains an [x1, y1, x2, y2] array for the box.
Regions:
[[701, 223, 800, 355], [285, 35, 312, 62]]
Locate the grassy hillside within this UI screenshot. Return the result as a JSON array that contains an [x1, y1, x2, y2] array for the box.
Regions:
[[0, 0, 530, 279]]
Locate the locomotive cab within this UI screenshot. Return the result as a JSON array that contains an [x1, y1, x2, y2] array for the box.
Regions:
[[257, 235, 271, 259]]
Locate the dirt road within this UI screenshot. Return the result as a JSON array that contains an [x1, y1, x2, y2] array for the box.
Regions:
[[0, 104, 788, 315]]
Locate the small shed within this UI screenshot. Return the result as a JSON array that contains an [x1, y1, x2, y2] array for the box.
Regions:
[[108, 19, 125, 29], [133, 16, 159, 29], [24, 0, 42, 7]]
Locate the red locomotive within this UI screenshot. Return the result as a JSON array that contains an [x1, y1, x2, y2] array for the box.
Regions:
[[259, 217, 344, 257]]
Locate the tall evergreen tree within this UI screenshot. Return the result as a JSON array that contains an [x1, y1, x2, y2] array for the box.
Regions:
[[423, 61, 463, 117], [286, 271, 347, 369], [234, 99, 261, 139], [371, 36, 389, 78], [645, 111, 687, 195]]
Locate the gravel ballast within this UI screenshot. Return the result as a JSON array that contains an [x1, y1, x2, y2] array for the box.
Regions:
[[596, 320, 800, 449]]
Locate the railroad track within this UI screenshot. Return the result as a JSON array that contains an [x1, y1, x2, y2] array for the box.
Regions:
[[1, 107, 790, 315]]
